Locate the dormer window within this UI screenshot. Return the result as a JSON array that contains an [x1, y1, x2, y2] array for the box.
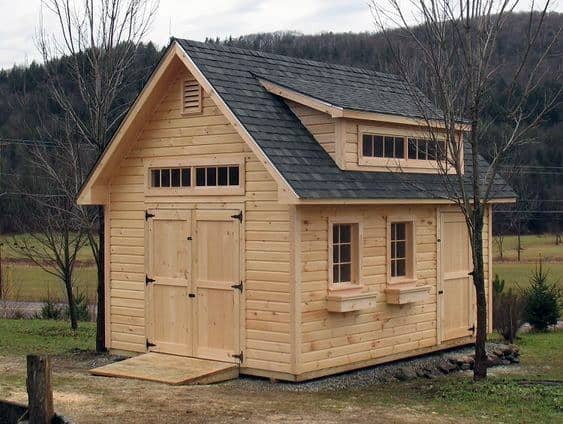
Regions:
[[361, 132, 446, 163]]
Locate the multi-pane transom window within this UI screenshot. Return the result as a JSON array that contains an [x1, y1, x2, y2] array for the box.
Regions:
[[195, 165, 240, 187], [332, 223, 355, 284], [390, 222, 414, 279], [408, 138, 446, 161], [150, 167, 191, 188], [362, 133, 446, 162], [362, 134, 404, 159]]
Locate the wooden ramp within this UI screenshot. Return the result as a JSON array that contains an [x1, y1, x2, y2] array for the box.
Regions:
[[90, 353, 238, 385]]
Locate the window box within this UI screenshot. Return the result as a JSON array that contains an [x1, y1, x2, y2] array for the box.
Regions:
[[326, 290, 377, 312], [384, 283, 431, 305]]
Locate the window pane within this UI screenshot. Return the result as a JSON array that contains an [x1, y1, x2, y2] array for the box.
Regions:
[[333, 244, 339, 264], [391, 260, 397, 277], [333, 265, 340, 283], [362, 135, 373, 156], [437, 141, 447, 160], [427, 140, 437, 160], [395, 137, 404, 158], [218, 167, 228, 186], [181, 168, 191, 187], [384, 136, 394, 158], [374, 136, 384, 157], [207, 167, 217, 186], [396, 222, 406, 240], [196, 167, 205, 186], [417, 139, 427, 160], [340, 224, 351, 243], [396, 259, 406, 277], [171, 168, 180, 187], [151, 169, 160, 187], [396, 241, 406, 258], [229, 166, 239, 186], [408, 138, 417, 159], [340, 244, 351, 263], [340, 263, 351, 282], [333, 224, 339, 243], [161, 169, 170, 187]]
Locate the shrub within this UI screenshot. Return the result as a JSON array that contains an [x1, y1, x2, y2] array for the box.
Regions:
[[493, 274, 505, 295], [523, 260, 561, 331], [493, 281, 525, 343], [64, 289, 91, 322], [37, 295, 64, 320]]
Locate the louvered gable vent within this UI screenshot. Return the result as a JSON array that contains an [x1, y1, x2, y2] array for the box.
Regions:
[[182, 77, 202, 114]]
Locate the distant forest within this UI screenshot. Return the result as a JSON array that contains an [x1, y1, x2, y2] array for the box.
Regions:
[[0, 12, 561, 234]]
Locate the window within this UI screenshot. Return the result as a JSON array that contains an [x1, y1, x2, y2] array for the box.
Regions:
[[362, 134, 404, 159], [150, 167, 191, 188], [330, 222, 361, 286], [389, 221, 415, 281], [408, 138, 447, 161], [195, 165, 240, 187], [182, 77, 202, 114]]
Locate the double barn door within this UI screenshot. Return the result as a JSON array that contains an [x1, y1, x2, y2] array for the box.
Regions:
[[145, 209, 241, 363]]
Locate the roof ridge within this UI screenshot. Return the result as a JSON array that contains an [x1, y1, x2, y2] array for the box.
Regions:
[[174, 38, 401, 81]]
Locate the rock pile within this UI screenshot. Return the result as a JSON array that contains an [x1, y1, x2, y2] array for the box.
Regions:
[[394, 344, 520, 380]]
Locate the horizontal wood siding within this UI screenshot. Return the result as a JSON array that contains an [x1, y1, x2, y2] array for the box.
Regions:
[[108, 69, 291, 373], [286, 100, 336, 161], [298, 205, 438, 373]]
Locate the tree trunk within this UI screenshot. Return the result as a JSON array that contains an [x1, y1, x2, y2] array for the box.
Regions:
[[64, 274, 78, 331], [472, 212, 488, 381], [517, 232, 521, 262], [96, 205, 106, 352]]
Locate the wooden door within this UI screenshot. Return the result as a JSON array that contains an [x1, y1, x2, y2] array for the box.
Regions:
[[192, 210, 241, 363], [146, 210, 192, 355], [440, 211, 475, 341]]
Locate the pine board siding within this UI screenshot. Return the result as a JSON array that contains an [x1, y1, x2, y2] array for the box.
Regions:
[[107, 69, 292, 373], [286, 100, 336, 161]]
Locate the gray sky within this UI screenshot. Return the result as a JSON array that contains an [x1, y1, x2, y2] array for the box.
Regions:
[[0, 0, 559, 69]]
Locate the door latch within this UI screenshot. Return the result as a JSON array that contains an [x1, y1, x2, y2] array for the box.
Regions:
[[188, 293, 196, 298], [438, 290, 444, 294], [231, 281, 243, 292]]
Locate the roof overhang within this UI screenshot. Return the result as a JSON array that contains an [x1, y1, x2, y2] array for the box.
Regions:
[[77, 41, 299, 205], [284, 197, 517, 205], [259, 78, 469, 131]]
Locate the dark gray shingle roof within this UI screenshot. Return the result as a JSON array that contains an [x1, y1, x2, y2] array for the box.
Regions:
[[176, 39, 515, 200]]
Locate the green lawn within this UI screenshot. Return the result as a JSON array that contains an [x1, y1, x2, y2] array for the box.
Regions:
[[494, 262, 563, 291], [493, 234, 563, 262], [0, 233, 94, 262], [0, 319, 95, 356], [3, 264, 97, 302]]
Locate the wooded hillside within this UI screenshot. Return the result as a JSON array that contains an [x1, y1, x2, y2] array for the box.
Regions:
[[0, 12, 561, 233]]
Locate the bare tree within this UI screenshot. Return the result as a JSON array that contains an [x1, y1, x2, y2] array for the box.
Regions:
[[9, 117, 90, 330], [38, 0, 158, 350], [371, 1, 561, 379]]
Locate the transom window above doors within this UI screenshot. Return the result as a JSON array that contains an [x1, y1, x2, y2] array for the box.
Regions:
[[145, 157, 245, 196], [388, 219, 416, 283], [362, 134, 446, 162], [329, 220, 362, 289]]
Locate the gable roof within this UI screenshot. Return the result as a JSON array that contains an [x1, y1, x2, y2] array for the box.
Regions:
[[175, 39, 515, 201]]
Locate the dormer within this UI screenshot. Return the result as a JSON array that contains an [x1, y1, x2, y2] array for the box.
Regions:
[[260, 78, 464, 175]]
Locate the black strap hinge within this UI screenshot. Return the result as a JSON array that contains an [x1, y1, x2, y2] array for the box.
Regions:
[[231, 210, 243, 223], [231, 281, 243, 292], [232, 351, 243, 363], [468, 324, 475, 333], [145, 210, 155, 221], [146, 275, 155, 285], [146, 339, 156, 349]]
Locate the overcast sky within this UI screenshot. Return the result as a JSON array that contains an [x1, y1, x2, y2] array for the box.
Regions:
[[0, 0, 560, 69]]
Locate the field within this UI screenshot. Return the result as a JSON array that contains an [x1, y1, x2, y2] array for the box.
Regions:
[[0, 319, 561, 423]]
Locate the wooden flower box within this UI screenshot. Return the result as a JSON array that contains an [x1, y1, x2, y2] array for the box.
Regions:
[[326, 291, 378, 312], [385, 284, 431, 305]]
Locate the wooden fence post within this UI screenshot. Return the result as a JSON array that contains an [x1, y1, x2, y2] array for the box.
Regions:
[[26, 354, 54, 424]]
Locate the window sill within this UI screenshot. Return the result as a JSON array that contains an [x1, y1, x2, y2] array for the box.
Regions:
[[384, 283, 431, 305], [326, 289, 377, 313]]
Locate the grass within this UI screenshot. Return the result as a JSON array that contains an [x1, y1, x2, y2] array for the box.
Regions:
[[343, 331, 563, 423], [2, 264, 97, 302], [494, 262, 563, 291], [0, 319, 95, 356], [0, 233, 94, 262], [493, 234, 563, 262]]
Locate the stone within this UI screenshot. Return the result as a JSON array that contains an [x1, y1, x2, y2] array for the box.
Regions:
[[493, 348, 505, 357], [486, 354, 501, 367], [500, 359, 511, 366], [394, 367, 417, 381], [438, 361, 458, 374], [460, 363, 471, 371]]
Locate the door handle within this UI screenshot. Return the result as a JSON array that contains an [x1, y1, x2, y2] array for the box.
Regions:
[[188, 293, 195, 298]]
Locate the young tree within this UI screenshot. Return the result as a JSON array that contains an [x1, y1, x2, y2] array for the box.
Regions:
[[38, 0, 158, 350], [371, 1, 560, 379]]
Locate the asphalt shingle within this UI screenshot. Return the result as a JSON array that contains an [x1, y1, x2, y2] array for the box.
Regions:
[[176, 39, 515, 200]]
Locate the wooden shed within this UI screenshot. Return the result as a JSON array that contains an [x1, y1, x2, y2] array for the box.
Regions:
[[78, 39, 515, 382]]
